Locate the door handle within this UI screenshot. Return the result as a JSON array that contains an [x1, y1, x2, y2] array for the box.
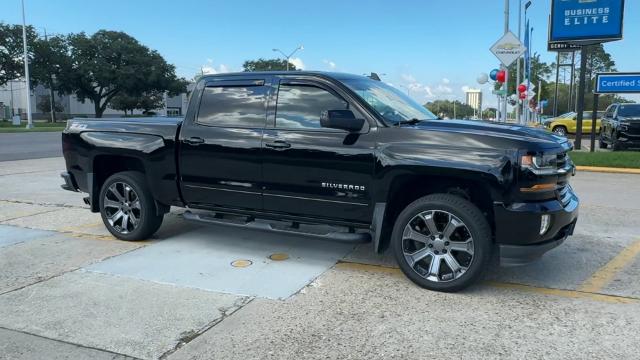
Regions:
[[184, 137, 205, 145], [265, 140, 291, 149]]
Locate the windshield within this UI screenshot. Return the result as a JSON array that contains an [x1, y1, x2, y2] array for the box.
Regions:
[[341, 78, 437, 124], [559, 112, 576, 118], [618, 105, 640, 118]]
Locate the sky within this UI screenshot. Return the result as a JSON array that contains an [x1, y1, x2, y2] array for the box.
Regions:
[[3, 0, 639, 108]]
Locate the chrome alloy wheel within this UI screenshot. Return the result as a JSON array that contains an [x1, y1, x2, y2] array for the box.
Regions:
[[401, 210, 475, 282], [103, 182, 141, 234]]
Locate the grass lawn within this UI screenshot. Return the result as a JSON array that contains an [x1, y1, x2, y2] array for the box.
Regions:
[[0, 121, 65, 133], [570, 151, 640, 169]]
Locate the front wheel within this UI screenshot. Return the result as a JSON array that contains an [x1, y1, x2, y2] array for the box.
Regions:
[[99, 171, 164, 241], [392, 194, 492, 292], [552, 126, 568, 137], [599, 132, 608, 149]]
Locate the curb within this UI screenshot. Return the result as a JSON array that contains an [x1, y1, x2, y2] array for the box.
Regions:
[[576, 166, 640, 175]]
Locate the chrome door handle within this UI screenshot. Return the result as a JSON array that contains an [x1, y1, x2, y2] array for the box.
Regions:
[[184, 137, 205, 145], [265, 140, 291, 149]]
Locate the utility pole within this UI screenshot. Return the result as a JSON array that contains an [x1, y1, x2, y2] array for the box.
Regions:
[[21, 0, 33, 129], [9, 80, 15, 117], [273, 45, 304, 71], [553, 52, 561, 117], [516, 0, 522, 124], [574, 45, 589, 150], [502, 0, 509, 123], [44, 28, 55, 123]]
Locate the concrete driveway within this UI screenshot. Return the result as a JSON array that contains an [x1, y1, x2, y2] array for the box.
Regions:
[[1, 157, 640, 359]]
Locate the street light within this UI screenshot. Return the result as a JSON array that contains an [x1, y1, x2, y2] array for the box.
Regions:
[[272, 45, 304, 71], [21, 0, 33, 129]]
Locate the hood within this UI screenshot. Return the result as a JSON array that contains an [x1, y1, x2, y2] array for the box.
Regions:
[[389, 119, 571, 153]]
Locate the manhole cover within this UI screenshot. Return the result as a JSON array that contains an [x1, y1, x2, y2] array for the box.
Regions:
[[230, 259, 253, 268], [269, 253, 290, 261]]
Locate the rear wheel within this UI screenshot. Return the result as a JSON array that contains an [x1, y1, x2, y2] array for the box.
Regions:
[[392, 194, 492, 292], [99, 171, 163, 241], [552, 126, 567, 137]]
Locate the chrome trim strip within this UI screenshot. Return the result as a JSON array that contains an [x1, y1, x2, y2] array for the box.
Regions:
[[185, 184, 261, 195], [264, 193, 369, 206]]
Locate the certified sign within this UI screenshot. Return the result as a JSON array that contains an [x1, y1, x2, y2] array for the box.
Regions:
[[550, 0, 625, 44], [490, 31, 526, 67], [595, 72, 640, 94]]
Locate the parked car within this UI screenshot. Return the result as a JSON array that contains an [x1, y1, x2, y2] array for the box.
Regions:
[[600, 103, 640, 151], [545, 111, 604, 136], [60, 71, 579, 292]]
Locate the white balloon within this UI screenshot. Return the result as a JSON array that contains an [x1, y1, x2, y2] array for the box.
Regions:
[[477, 73, 489, 85]]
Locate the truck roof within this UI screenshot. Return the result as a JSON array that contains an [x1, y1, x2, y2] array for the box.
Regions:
[[199, 71, 369, 82]]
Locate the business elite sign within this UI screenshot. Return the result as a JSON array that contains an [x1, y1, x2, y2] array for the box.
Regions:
[[550, 0, 624, 43]]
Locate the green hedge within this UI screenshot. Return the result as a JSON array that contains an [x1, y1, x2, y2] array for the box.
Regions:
[[570, 151, 640, 169]]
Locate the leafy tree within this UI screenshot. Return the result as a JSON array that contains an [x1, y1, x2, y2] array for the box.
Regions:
[[109, 93, 140, 115], [31, 35, 73, 122], [66, 30, 187, 117], [496, 52, 553, 102], [243, 58, 297, 72], [110, 91, 165, 115], [0, 23, 37, 86], [36, 96, 64, 115], [425, 100, 477, 119]]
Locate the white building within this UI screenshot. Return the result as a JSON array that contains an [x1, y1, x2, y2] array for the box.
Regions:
[[0, 79, 191, 120], [465, 89, 483, 113]]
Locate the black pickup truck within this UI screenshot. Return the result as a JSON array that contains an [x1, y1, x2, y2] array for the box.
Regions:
[[61, 71, 579, 292]]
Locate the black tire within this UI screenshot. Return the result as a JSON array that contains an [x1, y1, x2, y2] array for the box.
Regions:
[[99, 171, 163, 241], [392, 194, 492, 292], [552, 126, 568, 137], [599, 132, 608, 149]]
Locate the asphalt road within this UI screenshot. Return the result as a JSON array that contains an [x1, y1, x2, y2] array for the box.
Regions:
[[0, 132, 62, 162], [1, 157, 640, 359]]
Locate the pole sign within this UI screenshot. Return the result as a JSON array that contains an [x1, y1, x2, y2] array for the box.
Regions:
[[595, 72, 640, 94], [550, 0, 624, 44], [490, 31, 527, 67]]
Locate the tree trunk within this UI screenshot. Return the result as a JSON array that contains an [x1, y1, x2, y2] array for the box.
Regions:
[[48, 78, 57, 122], [94, 100, 104, 118]]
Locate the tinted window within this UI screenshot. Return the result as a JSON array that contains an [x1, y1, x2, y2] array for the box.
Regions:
[[197, 85, 267, 127], [618, 104, 640, 117], [276, 84, 348, 129], [604, 106, 615, 118]]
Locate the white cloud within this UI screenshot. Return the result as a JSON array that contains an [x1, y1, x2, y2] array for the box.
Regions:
[[201, 59, 232, 75], [442, 78, 450, 85], [289, 57, 305, 70], [323, 59, 337, 70]]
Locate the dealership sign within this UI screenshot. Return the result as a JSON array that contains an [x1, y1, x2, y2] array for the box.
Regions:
[[595, 73, 640, 94], [550, 0, 624, 43], [490, 31, 526, 67]]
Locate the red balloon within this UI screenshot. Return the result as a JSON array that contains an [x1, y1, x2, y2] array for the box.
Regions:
[[519, 92, 527, 100], [518, 84, 527, 93], [496, 70, 506, 83]]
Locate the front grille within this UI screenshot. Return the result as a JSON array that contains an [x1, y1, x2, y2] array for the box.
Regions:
[[626, 123, 640, 136], [556, 152, 572, 207]]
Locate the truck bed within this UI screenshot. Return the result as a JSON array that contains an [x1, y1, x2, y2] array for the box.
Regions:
[[62, 117, 185, 209]]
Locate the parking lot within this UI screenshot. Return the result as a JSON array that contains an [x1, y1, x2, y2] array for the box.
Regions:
[[1, 156, 640, 359]]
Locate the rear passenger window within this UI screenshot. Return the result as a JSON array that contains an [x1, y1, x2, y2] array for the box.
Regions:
[[276, 84, 348, 129], [197, 85, 267, 127]]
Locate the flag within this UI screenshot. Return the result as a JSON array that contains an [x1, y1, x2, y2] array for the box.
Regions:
[[524, 19, 530, 80]]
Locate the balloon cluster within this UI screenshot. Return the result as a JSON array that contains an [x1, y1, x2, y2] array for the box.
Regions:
[[477, 69, 506, 85], [518, 84, 528, 100]]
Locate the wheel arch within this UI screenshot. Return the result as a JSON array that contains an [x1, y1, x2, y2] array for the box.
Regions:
[[372, 167, 501, 253]]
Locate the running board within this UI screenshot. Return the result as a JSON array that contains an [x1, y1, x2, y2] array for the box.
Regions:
[[183, 210, 371, 244]]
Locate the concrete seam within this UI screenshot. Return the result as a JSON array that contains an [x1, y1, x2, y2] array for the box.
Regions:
[[0, 325, 142, 360]]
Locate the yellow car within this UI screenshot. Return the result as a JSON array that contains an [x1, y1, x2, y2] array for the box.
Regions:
[[544, 111, 604, 137]]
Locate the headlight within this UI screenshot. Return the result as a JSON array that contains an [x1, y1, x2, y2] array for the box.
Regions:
[[619, 123, 629, 131], [521, 154, 557, 170]]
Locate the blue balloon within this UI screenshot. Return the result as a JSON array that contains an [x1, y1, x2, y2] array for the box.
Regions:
[[490, 69, 499, 81]]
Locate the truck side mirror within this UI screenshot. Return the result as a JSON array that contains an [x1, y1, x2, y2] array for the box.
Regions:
[[320, 110, 364, 132]]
